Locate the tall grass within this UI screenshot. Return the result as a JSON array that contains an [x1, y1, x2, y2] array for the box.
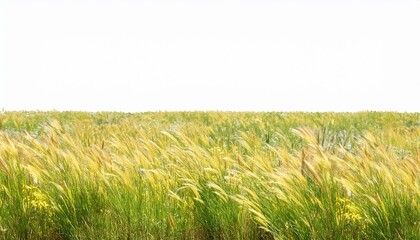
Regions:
[[0, 112, 419, 239]]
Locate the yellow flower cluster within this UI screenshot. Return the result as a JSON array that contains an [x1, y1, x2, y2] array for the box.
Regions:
[[23, 185, 53, 218], [336, 197, 364, 225]]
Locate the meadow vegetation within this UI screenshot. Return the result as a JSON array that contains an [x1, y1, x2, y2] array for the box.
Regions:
[[0, 111, 419, 239]]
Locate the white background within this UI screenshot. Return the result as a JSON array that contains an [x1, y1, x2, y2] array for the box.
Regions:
[[1, 0, 419, 112]]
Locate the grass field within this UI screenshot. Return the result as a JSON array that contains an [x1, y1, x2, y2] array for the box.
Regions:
[[0, 111, 419, 239]]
